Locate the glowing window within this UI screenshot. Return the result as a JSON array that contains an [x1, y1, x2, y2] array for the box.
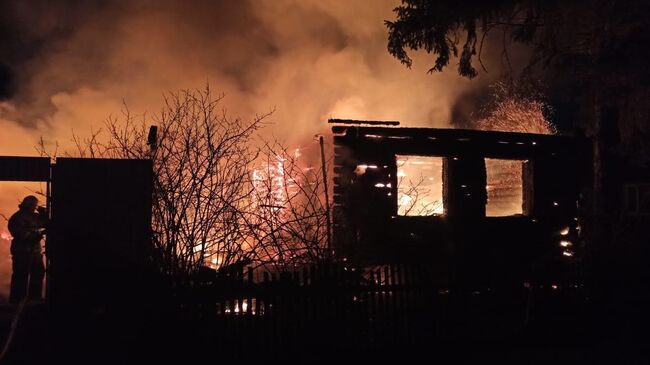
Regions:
[[485, 159, 526, 216], [396, 155, 444, 216]]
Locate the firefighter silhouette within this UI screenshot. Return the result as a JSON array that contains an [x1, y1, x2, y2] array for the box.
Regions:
[[7, 195, 46, 304]]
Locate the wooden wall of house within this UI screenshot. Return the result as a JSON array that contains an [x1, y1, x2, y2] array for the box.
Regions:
[[331, 126, 589, 286]]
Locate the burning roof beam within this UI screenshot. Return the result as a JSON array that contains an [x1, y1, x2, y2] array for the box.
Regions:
[[328, 119, 400, 126]]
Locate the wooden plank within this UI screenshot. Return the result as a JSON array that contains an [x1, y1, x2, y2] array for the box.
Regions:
[[328, 118, 400, 126], [336, 125, 578, 143], [332, 176, 351, 187], [330, 126, 585, 161]]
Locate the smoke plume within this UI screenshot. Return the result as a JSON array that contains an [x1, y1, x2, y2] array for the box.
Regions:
[[0, 0, 517, 150], [0, 0, 521, 298]]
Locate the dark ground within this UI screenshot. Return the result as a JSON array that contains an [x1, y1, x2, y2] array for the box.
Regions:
[[0, 284, 648, 364]]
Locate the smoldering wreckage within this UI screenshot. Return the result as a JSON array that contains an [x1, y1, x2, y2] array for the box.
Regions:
[[0, 117, 620, 362]]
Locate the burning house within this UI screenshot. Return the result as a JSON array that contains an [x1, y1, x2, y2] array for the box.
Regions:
[[331, 120, 590, 287]]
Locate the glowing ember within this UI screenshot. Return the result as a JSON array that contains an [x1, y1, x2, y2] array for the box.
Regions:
[[354, 164, 378, 176], [477, 84, 555, 216], [485, 159, 526, 216], [475, 85, 555, 135]]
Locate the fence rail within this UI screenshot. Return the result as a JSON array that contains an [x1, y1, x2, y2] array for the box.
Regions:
[[166, 262, 585, 359]]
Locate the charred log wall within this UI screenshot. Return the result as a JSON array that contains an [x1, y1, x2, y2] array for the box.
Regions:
[[331, 125, 590, 286]]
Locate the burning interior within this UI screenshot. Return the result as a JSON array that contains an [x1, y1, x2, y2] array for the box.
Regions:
[[396, 155, 444, 216], [393, 156, 528, 217], [485, 158, 527, 217]]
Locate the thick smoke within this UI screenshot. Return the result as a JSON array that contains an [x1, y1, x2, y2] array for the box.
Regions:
[[0, 0, 515, 298], [0, 0, 513, 151]]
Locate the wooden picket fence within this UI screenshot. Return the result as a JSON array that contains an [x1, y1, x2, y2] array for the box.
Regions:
[[166, 262, 568, 358]]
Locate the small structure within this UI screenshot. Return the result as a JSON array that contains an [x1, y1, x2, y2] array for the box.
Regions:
[[331, 121, 590, 287]]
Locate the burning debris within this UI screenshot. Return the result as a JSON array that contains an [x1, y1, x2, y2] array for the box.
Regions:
[[190, 143, 330, 272], [251, 153, 296, 212]]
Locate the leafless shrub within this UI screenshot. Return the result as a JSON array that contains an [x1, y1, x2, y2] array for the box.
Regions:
[[244, 140, 330, 272], [69, 86, 272, 274], [56, 85, 333, 275]]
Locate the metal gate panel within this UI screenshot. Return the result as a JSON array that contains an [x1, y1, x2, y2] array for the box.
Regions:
[[48, 158, 152, 310]]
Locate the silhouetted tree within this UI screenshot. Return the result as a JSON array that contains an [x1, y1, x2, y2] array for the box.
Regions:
[[386, 1, 520, 78], [66, 87, 271, 275], [385, 0, 650, 79], [58, 86, 331, 275]]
